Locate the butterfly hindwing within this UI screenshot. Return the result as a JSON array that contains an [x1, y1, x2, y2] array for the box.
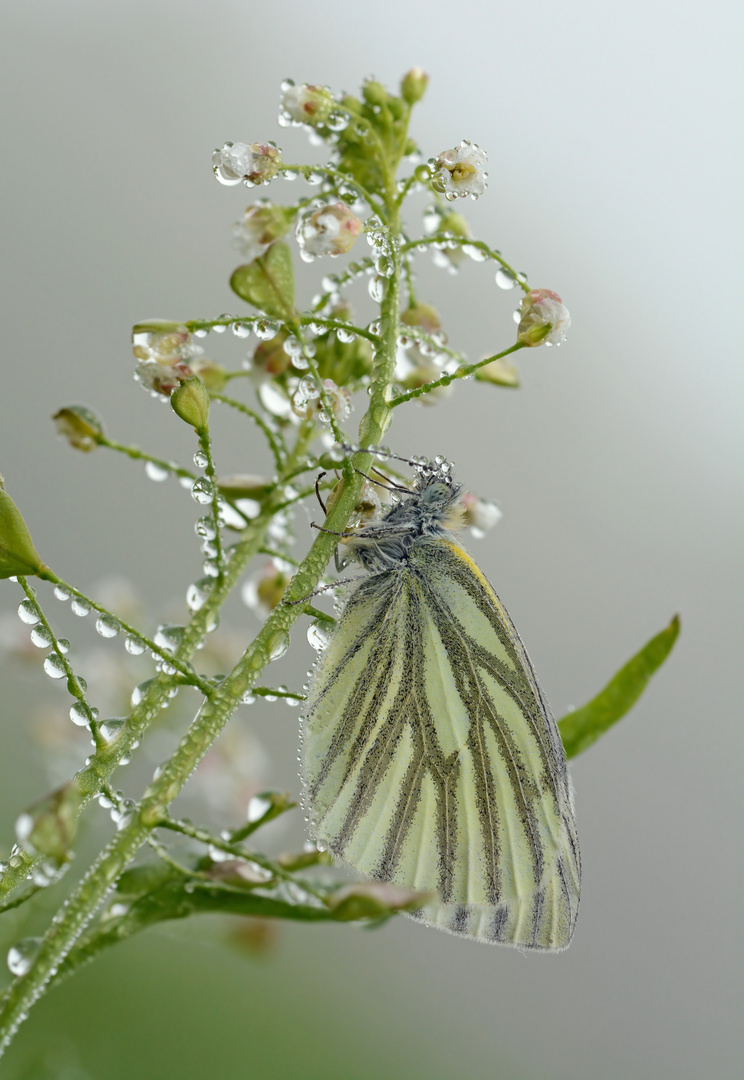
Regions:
[[302, 522, 580, 950]]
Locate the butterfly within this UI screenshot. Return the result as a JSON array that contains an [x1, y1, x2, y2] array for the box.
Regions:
[[301, 455, 580, 949]]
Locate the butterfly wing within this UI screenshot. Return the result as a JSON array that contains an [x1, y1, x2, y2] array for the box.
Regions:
[[302, 537, 580, 949]]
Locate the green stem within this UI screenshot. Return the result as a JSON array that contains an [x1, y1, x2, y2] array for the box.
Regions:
[[96, 436, 196, 483], [389, 342, 526, 407], [401, 235, 530, 293]]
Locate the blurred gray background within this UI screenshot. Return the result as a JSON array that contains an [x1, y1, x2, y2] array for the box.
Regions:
[[1, 1, 741, 1078]]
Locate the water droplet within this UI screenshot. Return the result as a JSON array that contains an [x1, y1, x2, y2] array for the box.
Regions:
[[266, 630, 290, 661], [17, 600, 39, 626], [124, 634, 145, 655], [154, 624, 185, 653], [232, 321, 252, 338], [255, 318, 282, 340], [145, 461, 170, 482], [70, 598, 91, 617], [307, 621, 332, 651], [513, 308, 521, 324], [246, 794, 272, 822], [43, 654, 66, 679], [258, 382, 293, 420], [29, 625, 53, 649], [186, 577, 213, 612], [193, 450, 208, 469], [56, 637, 71, 654], [368, 276, 384, 302], [336, 326, 356, 343], [131, 678, 156, 706], [53, 585, 70, 602], [368, 320, 381, 335], [100, 718, 126, 742], [191, 478, 214, 505], [70, 701, 93, 726], [7, 937, 41, 977], [495, 267, 516, 290], [95, 614, 120, 639]]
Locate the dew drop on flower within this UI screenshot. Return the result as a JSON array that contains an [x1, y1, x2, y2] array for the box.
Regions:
[[43, 654, 66, 679], [70, 598, 91, 617], [95, 614, 120, 639], [131, 678, 156, 706], [145, 461, 170, 482], [232, 321, 252, 338], [53, 585, 71, 602], [17, 600, 40, 626], [7, 937, 41, 977], [193, 450, 208, 469], [154, 624, 185, 653]]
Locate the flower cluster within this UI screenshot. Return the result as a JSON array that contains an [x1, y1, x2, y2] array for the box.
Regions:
[[132, 327, 225, 397]]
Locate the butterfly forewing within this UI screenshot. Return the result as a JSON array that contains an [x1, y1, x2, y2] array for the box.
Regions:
[[303, 527, 580, 950]]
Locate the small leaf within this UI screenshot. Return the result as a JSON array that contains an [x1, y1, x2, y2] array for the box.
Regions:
[[230, 242, 295, 319], [558, 615, 680, 759], [0, 478, 49, 580]]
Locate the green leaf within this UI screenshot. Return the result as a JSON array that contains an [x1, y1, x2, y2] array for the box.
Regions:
[[558, 615, 680, 759], [230, 242, 295, 319], [0, 479, 48, 580]]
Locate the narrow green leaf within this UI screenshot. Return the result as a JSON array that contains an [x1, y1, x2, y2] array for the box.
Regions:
[[558, 615, 680, 759], [230, 242, 295, 320]]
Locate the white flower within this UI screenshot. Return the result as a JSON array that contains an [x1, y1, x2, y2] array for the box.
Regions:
[[212, 142, 282, 187], [232, 203, 290, 262], [295, 202, 362, 258], [280, 82, 334, 126], [431, 140, 488, 201], [460, 491, 503, 538], [517, 289, 571, 346]]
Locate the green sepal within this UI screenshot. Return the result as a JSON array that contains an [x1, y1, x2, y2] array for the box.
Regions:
[[558, 615, 681, 759], [230, 242, 296, 320]]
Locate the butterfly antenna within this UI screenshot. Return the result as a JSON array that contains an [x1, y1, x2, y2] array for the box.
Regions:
[[314, 471, 328, 515]]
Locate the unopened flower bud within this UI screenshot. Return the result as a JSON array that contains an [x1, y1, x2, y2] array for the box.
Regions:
[[242, 560, 292, 617], [431, 140, 488, 201], [400, 303, 441, 335], [0, 477, 47, 579], [517, 289, 571, 347], [251, 331, 292, 377], [296, 203, 362, 258], [52, 405, 104, 451], [15, 782, 81, 864], [361, 79, 387, 107], [400, 68, 429, 105], [212, 142, 283, 186], [280, 82, 334, 127], [170, 375, 210, 431], [232, 202, 292, 263]]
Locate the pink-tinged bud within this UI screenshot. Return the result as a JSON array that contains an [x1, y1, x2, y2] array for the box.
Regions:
[[212, 142, 283, 187], [132, 326, 210, 398], [517, 289, 571, 347], [232, 202, 291, 262], [431, 140, 488, 201], [460, 491, 503, 538], [296, 203, 362, 259], [52, 405, 104, 451], [400, 68, 429, 105], [280, 81, 334, 127]]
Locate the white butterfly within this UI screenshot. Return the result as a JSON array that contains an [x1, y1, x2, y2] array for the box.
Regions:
[[302, 457, 580, 949]]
